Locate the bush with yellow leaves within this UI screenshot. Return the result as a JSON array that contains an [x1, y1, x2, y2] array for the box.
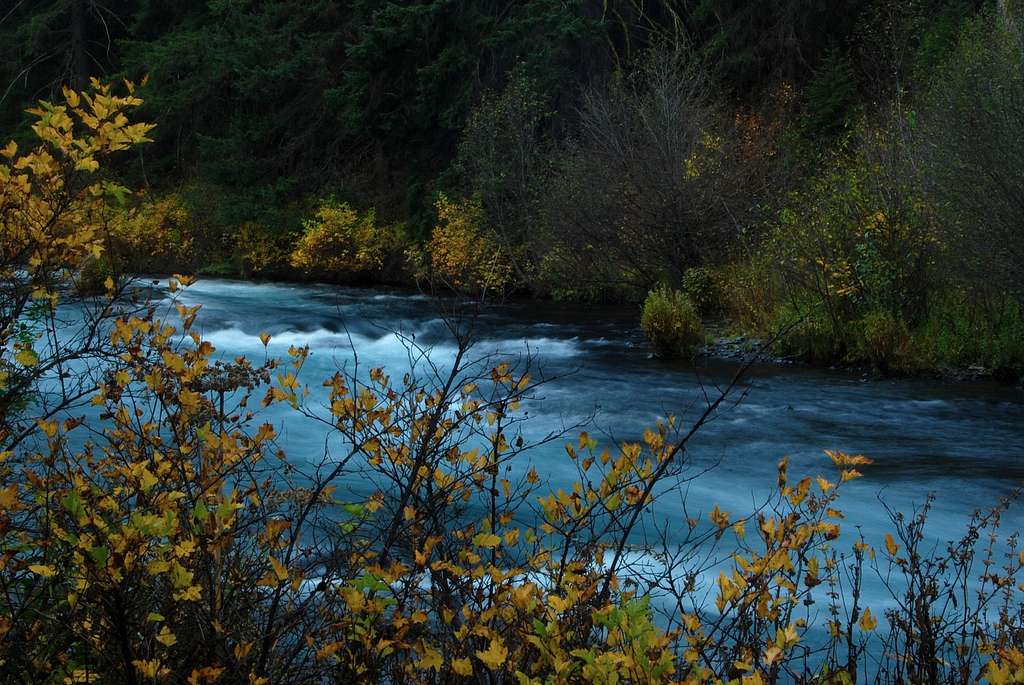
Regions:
[[234, 221, 295, 277], [106, 192, 198, 272], [424, 194, 513, 295], [0, 79, 153, 447], [290, 200, 401, 281]]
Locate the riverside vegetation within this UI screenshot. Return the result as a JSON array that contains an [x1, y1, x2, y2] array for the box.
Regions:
[[3, 1, 1024, 378], [1, 81, 1024, 685]]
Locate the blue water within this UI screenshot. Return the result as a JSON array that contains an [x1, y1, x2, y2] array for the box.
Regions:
[[157, 279, 1024, 611]]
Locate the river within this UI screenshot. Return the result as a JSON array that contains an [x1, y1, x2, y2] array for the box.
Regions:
[[169, 278, 1024, 618]]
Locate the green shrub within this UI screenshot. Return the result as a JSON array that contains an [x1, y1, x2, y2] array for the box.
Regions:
[[715, 258, 780, 335], [197, 259, 242, 278], [775, 308, 848, 364], [680, 266, 719, 314], [74, 256, 114, 297], [640, 287, 706, 358], [855, 309, 913, 373], [914, 292, 1024, 376]]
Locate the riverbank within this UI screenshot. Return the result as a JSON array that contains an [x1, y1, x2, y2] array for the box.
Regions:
[[124, 270, 1024, 387], [698, 319, 1024, 387]]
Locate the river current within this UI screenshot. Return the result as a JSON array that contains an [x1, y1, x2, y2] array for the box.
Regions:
[[164, 278, 1024, 617]]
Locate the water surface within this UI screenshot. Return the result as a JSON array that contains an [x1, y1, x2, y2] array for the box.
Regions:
[[172, 278, 1024, 613]]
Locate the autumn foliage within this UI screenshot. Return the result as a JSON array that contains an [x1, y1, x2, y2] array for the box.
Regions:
[[2, 84, 1023, 685], [290, 200, 400, 281], [423, 194, 514, 296]]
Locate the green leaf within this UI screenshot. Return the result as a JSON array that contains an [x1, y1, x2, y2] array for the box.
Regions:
[[61, 492, 84, 519], [570, 648, 595, 665], [350, 573, 388, 592], [88, 545, 109, 567], [341, 502, 364, 517]]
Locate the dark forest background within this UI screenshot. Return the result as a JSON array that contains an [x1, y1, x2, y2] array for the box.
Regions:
[[3, 0, 1023, 374]]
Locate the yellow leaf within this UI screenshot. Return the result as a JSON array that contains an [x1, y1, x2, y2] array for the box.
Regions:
[[0, 485, 18, 509], [234, 641, 254, 661], [269, 555, 289, 582], [156, 625, 178, 646], [188, 666, 226, 684], [733, 520, 746, 539], [476, 638, 508, 670], [858, 607, 878, 632], [63, 87, 81, 108], [259, 332, 271, 346], [710, 505, 730, 530], [133, 660, 162, 679], [452, 657, 473, 676], [173, 539, 196, 558], [472, 533, 501, 549], [15, 349, 38, 367], [415, 646, 443, 671], [884, 533, 899, 557], [138, 467, 158, 493], [29, 564, 56, 577], [74, 157, 100, 173]]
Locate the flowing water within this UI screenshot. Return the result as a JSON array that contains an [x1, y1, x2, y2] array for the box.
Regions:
[[156, 279, 1024, 618]]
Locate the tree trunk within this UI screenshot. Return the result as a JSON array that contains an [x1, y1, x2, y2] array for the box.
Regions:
[[70, 0, 89, 90]]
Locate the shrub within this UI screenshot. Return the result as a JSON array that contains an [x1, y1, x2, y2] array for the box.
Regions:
[[776, 308, 849, 364], [0, 80, 153, 442], [536, 244, 637, 303], [424, 194, 513, 295], [537, 45, 763, 296], [770, 127, 935, 331], [715, 258, 781, 335], [914, 291, 1024, 377], [641, 286, 706, 358], [73, 254, 114, 296], [856, 309, 913, 373], [6, 79, 1024, 685], [917, 8, 1024, 297], [680, 266, 719, 314], [290, 201, 401, 281], [107, 193, 198, 273], [236, 221, 295, 277]]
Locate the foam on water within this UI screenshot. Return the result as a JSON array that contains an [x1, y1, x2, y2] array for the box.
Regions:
[[97, 278, 1024, 642]]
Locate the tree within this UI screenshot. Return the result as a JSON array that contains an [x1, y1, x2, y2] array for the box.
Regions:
[[456, 70, 552, 285], [689, 0, 868, 94], [0, 79, 153, 454], [0, 1, 133, 135], [917, 7, 1024, 297], [539, 45, 764, 297]]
